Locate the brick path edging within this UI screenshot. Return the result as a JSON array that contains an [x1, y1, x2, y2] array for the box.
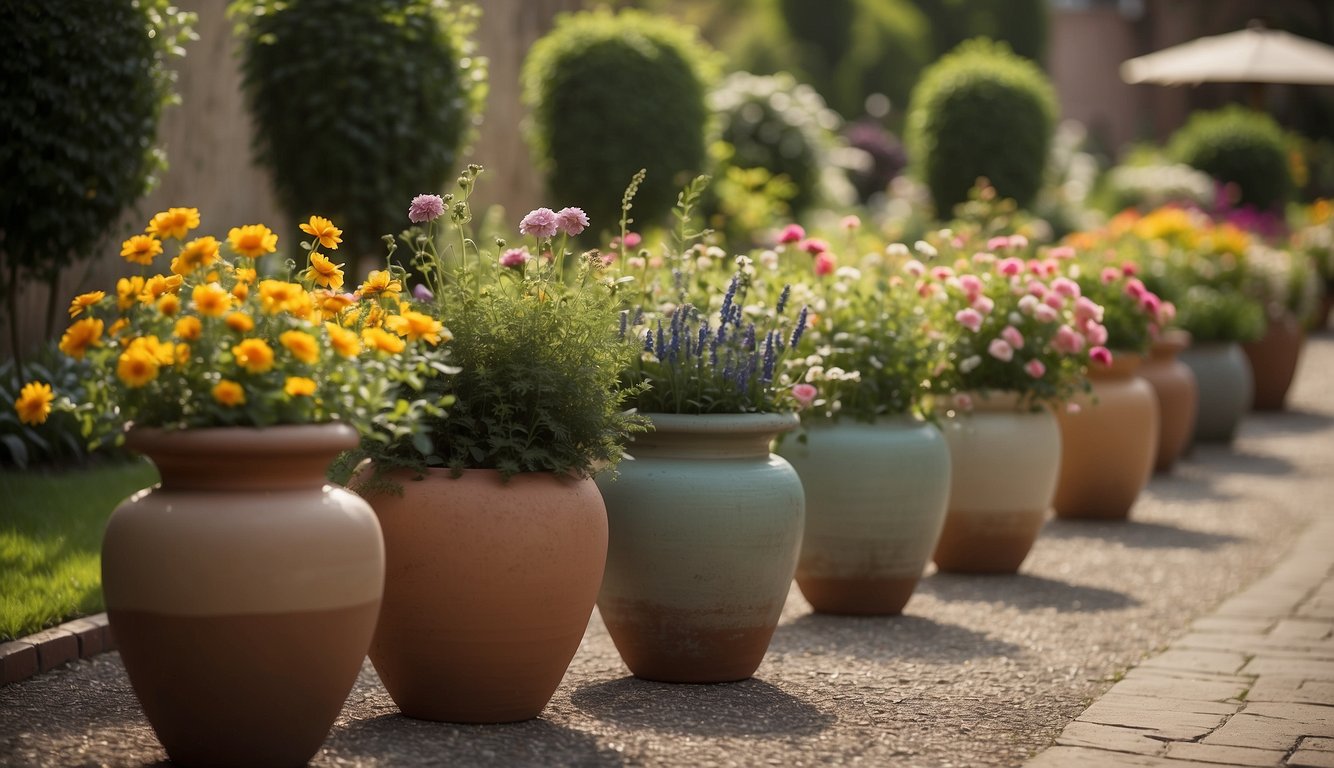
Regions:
[[0, 613, 115, 686]]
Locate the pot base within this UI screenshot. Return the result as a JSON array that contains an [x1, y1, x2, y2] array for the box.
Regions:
[[796, 575, 920, 616], [600, 599, 777, 684], [932, 508, 1046, 574]]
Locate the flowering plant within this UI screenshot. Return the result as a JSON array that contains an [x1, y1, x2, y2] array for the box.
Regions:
[[15, 209, 449, 449], [1241, 242, 1320, 323], [1293, 200, 1334, 290], [1068, 260, 1171, 355], [348, 165, 645, 480]]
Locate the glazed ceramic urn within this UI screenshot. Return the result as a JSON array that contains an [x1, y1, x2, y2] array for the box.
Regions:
[[1139, 330, 1198, 473], [1179, 341, 1254, 444]]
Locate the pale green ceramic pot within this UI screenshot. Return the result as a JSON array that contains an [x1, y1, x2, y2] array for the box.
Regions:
[[596, 412, 804, 683], [777, 416, 951, 615], [1179, 341, 1254, 444]]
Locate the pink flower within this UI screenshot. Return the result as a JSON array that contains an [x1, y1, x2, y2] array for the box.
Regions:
[[1024, 359, 1046, 378], [954, 393, 975, 412], [1001, 325, 1025, 350], [1158, 301, 1177, 325], [1051, 277, 1080, 299], [555, 207, 589, 236], [988, 338, 1014, 362], [408, 194, 446, 223], [1140, 292, 1162, 317], [1086, 322, 1109, 346], [958, 274, 983, 299], [1008, 234, 1029, 249], [1034, 304, 1060, 323], [955, 308, 983, 333], [987, 236, 1011, 251], [904, 259, 926, 277], [1100, 266, 1122, 284], [972, 295, 996, 315], [1027, 279, 1048, 298], [814, 252, 836, 276], [519, 207, 559, 238], [1089, 346, 1114, 367], [802, 238, 830, 255], [778, 224, 805, 244], [1048, 246, 1075, 260], [840, 215, 861, 230], [1073, 296, 1103, 324], [499, 248, 529, 268], [1017, 295, 1039, 315], [931, 266, 955, 281], [1066, 402, 1082, 414], [1121, 261, 1139, 277], [792, 383, 818, 409], [623, 232, 642, 248], [1053, 324, 1085, 354], [1044, 292, 1066, 310], [1124, 278, 1147, 299], [998, 257, 1024, 276]]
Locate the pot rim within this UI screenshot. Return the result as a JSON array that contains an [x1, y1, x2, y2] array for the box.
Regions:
[[126, 422, 359, 457], [641, 411, 800, 435]]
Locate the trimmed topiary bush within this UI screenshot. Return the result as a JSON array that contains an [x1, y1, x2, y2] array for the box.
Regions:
[[1168, 105, 1293, 211], [232, 0, 485, 258], [904, 38, 1057, 216], [523, 9, 717, 234]]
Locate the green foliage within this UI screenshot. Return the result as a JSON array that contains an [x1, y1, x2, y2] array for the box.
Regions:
[[1172, 286, 1266, 344], [523, 9, 717, 236], [905, 38, 1057, 215], [908, 0, 1049, 63], [232, 0, 485, 257], [0, 1, 192, 290], [0, 349, 123, 470], [828, 0, 931, 119], [1168, 106, 1292, 211]]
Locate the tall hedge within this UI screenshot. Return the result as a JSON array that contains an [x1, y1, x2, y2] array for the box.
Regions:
[[908, 0, 1049, 64], [904, 38, 1057, 215], [1168, 105, 1293, 211], [233, 0, 485, 258], [523, 9, 717, 233]]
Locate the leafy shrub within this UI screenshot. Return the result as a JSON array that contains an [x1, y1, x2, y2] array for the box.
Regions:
[[523, 9, 717, 236], [1172, 286, 1266, 344], [1168, 106, 1292, 211], [905, 38, 1057, 216], [1, 348, 121, 470], [232, 0, 485, 258]]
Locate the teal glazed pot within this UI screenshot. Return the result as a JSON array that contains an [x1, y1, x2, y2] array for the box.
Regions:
[[596, 412, 805, 683], [1179, 341, 1254, 444], [778, 416, 951, 615]]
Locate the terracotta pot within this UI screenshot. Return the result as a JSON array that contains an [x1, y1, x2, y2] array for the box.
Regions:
[[1052, 354, 1159, 520], [1242, 313, 1305, 411], [358, 468, 607, 723], [1139, 331, 1199, 473], [1179, 342, 1254, 444], [778, 416, 950, 615], [102, 424, 383, 768], [933, 393, 1061, 574], [596, 412, 804, 683]]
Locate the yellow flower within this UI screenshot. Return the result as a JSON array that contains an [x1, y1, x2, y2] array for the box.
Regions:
[[171, 235, 221, 276], [191, 282, 232, 317], [227, 224, 278, 259], [225, 312, 255, 334], [258, 279, 306, 315], [108, 318, 129, 338], [175, 343, 191, 365], [233, 266, 258, 284], [141, 273, 183, 302], [15, 381, 54, 425], [174, 315, 202, 341], [362, 326, 406, 354], [59, 318, 104, 360], [121, 235, 163, 266], [232, 282, 250, 302], [299, 216, 343, 250], [284, 377, 317, 397], [116, 346, 160, 388], [280, 330, 320, 364], [212, 379, 245, 407], [116, 276, 145, 310], [325, 322, 361, 358], [146, 207, 200, 240], [359, 269, 401, 301], [128, 335, 175, 366], [156, 293, 181, 316], [385, 310, 447, 346], [233, 338, 275, 374], [68, 291, 105, 318], [314, 290, 355, 321], [305, 251, 345, 290]]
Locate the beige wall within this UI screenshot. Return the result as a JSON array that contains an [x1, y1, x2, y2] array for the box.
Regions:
[[1049, 6, 1142, 155]]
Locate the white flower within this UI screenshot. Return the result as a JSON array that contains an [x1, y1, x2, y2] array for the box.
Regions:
[[959, 355, 982, 374], [914, 240, 938, 258]]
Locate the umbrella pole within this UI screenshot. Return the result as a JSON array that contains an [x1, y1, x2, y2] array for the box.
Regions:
[[1249, 81, 1266, 110]]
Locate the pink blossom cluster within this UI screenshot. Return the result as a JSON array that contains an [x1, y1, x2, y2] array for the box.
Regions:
[[519, 207, 590, 239]]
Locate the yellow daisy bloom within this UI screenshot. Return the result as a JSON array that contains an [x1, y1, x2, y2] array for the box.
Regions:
[[233, 338, 275, 374], [108, 318, 129, 338], [280, 330, 320, 364], [314, 290, 355, 321], [225, 312, 255, 334], [129, 335, 175, 366], [299, 216, 343, 250], [324, 322, 361, 358], [212, 379, 245, 407], [358, 269, 402, 301], [175, 316, 202, 341], [305, 251, 345, 290], [68, 291, 105, 318], [141, 274, 183, 302], [232, 282, 250, 302], [258, 279, 306, 315], [385, 310, 447, 346], [192, 283, 232, 317], [171, 235, 221, 276], [121, 235, 163, 266], [362, 326, 406, 354], [156, 293, 181, 317], [116, 276, 145, 310], [59, 318, 104, 360], [15, 381, 54, 426], [284, 377, 318, 397], [233, 266, 258, 284], [227, 224, 278, 259], [116, 346, 160, 388], [146, 207, 201, 240]]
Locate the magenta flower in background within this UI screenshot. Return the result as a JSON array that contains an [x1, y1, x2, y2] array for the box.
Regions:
[[1086, 323, 1109, 346], [778, 224, 805, 244], [1001, 325, 1025, 350], [792, 383, 818, 409], [1025, 359, 1046, 378], [499, 248, 529, 268], [999, 257, 1024, 277], [1053, 324, 1085, 354], [1074, 296, 1104, 324], [802, 238, 830, 255], [555, 207, 589, 236], [1089, 346, 1114, 367], [519, 207, 559, 239], [623, 232, 642, 248], [814, 252, 836, 277], [408, 194, 446, 223]]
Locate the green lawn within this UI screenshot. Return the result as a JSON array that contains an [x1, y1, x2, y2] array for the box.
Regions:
[[0, 461, 159, 640]]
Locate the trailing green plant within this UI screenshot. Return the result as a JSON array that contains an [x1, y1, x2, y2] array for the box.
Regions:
[[905, 38, 1057, 216], [1168, 105, 1292, 212], [231, 0, 485, 259], [0, 1, 193, 359], [522, 8, 717, 236]]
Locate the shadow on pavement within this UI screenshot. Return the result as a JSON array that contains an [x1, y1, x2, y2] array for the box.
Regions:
[[768, 612, 1022, 663], [1182, 446, 1295, 476], [329, 712, 624, 767], [916, 573, 1138, 613], [1241, 408, 1334, 436], [570, 676, 835, 737], [1041, 518, 1241, 551]]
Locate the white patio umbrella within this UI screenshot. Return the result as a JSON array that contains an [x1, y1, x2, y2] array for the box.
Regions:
[[1121, 21, 1334, 87]]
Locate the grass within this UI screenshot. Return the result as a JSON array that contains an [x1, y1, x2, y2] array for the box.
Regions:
[[0, 460, 159, 640]]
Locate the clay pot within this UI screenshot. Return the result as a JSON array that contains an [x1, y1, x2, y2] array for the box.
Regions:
[[778, 416, 950, 615], [933, 393, 1061, 574], [1139, 331, 1199, 473], [102, 424, 383, 768], [1179, 342, 1254, 444], [596, 413, 804, 683], [1242, 312, 1305, 411], [1052, 354, 1159, 520], [358, 468, 607, 723]]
